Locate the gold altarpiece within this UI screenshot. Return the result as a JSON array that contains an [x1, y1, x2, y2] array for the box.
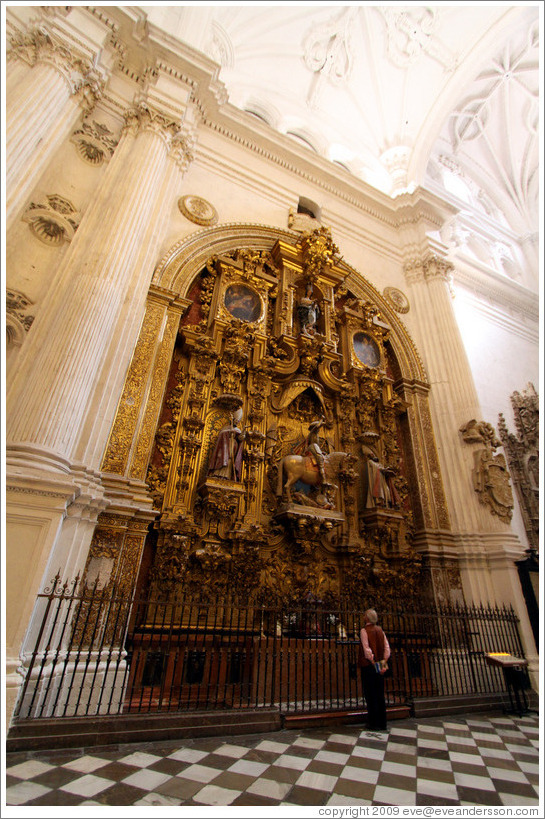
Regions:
[[93, 226, 456, 609]]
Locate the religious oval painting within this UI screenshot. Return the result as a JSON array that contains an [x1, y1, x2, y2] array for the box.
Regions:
[[353, 332, 381, 368], [224, 283, 262, 322]]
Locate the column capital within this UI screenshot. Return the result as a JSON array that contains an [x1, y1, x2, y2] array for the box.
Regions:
[[7, 24, 106, 111], [123, 102, 195, 170], [403, 253, 454, 286]]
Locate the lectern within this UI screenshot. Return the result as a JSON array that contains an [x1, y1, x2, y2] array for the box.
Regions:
[[485, 653, 529, 715]]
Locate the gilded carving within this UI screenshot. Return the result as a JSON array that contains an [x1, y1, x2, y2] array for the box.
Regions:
[[130, 310, 180, 480], [100, 227, 450, 610], [102, 302, 163, 474], [299, 226, 341, 281], [498, 384, 539, 548]]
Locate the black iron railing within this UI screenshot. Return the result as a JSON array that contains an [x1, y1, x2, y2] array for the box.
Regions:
[[13, 576, 527, 720]]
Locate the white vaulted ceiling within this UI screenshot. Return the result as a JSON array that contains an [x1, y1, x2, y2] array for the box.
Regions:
[[140, 3, 540, 273]]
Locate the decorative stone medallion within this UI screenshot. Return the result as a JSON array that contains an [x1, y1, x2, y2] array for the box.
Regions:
[[383, 286, 410, 313], [178, 195, 218, 226]]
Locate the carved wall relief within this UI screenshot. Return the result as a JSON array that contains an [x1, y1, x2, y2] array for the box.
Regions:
[[22, 194, 80, 245], [498, 383, 539, 549], [71, 120, 118, 165], [6, 288, 35, 355], [460, 418, 514, 523]]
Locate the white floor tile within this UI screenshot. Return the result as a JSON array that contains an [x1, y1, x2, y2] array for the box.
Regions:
[[339, 765, 379, 784], [446, 734, 477, 746], [450, 750, 486, 766], [327, 793, 373, 805], [60, 773, 115, 797], [387, 741, 418, 754], [118, 751, 163, 768], [5, 781, 51, 805], [193, 784, 240, 805], [6, 759, 54, 779], [351, 744, 386, 761], [390, 727, 418, 738], [214, 743, 251, 758], [417, 725, 445, 735], [177, 764, 222, 783], [273, 753, 312, 770], [254, 739, 291, 754], [486, 766, 532, 783], [373, 784, 417, 805], [517, 760, 540, 774], [417, 777, 458, 800], [246, 777, 292, 800], [167, 747, 209, 763], [122, 769, 172, 790], [227, 758, 270, 777], [418, 738, 449, 751], [314, 749, 350, 766], [479, 746, 514, 760], [296, 769, 338, 791], [453, 772, 495, 791], [381, 760, 418, 778], [134, 792, 183, 805], [62, 755, 110, 773], [499, 791, 539, 806], [327, 733, 357, 745]]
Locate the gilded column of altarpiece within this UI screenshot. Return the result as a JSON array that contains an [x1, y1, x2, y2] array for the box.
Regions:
[[95, 227, 452, 610]]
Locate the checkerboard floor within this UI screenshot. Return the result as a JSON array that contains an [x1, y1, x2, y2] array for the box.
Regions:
[[4, 713, 540, 808]]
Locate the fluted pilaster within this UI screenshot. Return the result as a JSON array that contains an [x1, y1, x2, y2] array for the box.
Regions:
[[6, 25, 105, 230], [7, 102, 195, 472], [404, 254, 505, 534]]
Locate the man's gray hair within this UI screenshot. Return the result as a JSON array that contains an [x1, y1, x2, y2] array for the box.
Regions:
[[365, 609, 378, 624]]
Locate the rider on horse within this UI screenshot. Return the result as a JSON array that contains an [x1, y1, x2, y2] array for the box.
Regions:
[[295, 418, 327, 484]]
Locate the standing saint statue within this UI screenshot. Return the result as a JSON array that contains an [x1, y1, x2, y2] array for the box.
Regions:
[[298, 283, 320, 336], [208, 407, 246, 481], [361, 437, 400, 508]]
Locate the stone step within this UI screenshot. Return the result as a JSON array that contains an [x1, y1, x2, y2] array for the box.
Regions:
[[412, 693, 507, 718], [7, 707, 282, 753]]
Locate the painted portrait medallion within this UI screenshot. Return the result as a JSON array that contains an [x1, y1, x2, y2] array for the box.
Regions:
[[224, 283, 262, 322], [353, 332, 381, 368]]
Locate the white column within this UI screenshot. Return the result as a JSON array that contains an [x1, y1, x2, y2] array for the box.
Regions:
[[6, 27, 104, 231], [404, 255, 503, 534], [7, 103, 193, 472], [5, 101, 195, 725], [404, 253, 537, 679]]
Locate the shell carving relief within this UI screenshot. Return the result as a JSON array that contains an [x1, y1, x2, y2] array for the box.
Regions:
[[71, 120, 119, 165], [23, 194, 80, 245]]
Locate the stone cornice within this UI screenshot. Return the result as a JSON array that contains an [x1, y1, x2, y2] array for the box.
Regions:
[[83, 6, 455, 234], [452, 258, 539, 325]]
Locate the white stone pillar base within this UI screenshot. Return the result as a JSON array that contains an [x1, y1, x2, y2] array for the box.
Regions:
[[15, 651, 129, 720]]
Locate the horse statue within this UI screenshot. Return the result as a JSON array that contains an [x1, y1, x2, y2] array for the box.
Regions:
[[276, 451, 352, 504]]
